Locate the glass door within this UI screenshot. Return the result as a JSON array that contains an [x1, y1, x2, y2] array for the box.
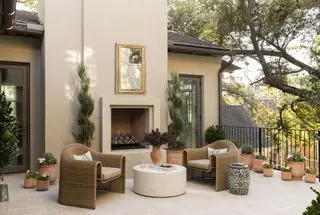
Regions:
[[180, 76, 202, 148], [0, 64, 29, 173]]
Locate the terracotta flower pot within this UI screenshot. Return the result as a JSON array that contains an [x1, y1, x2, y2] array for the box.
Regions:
[[288, 161, 304, 180], [281, 171, 292, 181], [150, 147, 161, 165], [253, 159, 265, 173], [305, 173, 316, 183], [38, 164, 57, 184], [263, 168, 273, 177], [24, 178, 37, 189], [241, 154, 253, 169], [37, 180, 49, 191], [167, 150, 183, 165]]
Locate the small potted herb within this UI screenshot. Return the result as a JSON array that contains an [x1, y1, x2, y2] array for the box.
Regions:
[[287, 152, 305, 180], [24, 170, 38, 189], [38, 152, 58, 184], [263, 162, 273, 177], [305, 168, 316, 183], [281, 166, 292, 181], [36, 173, 49, 191], [241, 145, 254, 170], [253, 154, 267, 173], [144, 129, 168, 165]]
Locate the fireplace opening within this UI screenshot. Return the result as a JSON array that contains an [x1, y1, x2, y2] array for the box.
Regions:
[[111, 108, 149, 150]]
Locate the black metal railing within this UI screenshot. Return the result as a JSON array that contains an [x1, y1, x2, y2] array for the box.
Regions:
[[221, 125, 320, 176]]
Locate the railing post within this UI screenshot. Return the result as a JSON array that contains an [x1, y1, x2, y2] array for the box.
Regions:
[[259, 128, 262, 155], [318, 131, 320, 182]]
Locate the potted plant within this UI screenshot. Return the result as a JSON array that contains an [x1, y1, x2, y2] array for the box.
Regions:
[[281, 166, 292, 181], [36, 173, 49, 191], [144, 129, 168, 165], [241, 145, 254, 169], [38, 152, 58, 184], [305, 168, 316, 183], [24, 170, 38, 189], [0, 91, 19, 202], [253, 154, 267, 173], [263, 162, 273, 177], [287, 152, 305, 180], [204, 125, 225, 144], [166, 71, 185, 165]]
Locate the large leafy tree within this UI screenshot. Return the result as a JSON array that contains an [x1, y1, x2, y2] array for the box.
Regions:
[[169, 0, 320, 129]]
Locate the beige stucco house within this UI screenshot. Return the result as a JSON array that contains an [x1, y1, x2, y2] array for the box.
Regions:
[[0, 0, 234, 176]]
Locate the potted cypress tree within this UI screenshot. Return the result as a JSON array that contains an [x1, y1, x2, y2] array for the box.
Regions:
[[166, 71, 185, 165], [73, 64, 95, 147], [0, 91, 19, 202]]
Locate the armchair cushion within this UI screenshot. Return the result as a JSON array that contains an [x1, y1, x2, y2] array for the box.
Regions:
[[73, 151, 93, 161], [187, 159, 210, 170], [101, 167, 122, 180], [208, 148, 228, 157]]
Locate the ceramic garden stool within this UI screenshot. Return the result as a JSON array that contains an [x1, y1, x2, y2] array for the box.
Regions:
[[228, 163, 250, 195]]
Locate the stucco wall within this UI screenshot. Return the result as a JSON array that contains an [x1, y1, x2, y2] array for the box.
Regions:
[[42, 0, 168, 162], [0, 35, 43, 169], [168, 53, 221, 140]]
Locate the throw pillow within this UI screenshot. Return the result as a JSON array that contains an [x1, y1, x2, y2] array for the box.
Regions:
[[208, 148, 228, 157], [73, 151, 93, 161]]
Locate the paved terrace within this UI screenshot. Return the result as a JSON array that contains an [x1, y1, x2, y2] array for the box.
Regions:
[[1, 171, 319, 215]]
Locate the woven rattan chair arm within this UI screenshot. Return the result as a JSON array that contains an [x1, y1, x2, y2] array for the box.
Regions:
[[93, 153, 124, 169], [183, 147, 207, 165]]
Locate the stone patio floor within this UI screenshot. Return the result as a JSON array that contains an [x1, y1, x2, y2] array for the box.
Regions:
[[0, 170, 319, 215]]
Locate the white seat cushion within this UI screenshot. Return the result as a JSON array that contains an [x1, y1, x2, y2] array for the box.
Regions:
[[73, 151, 93, 161], [101, 167, 122, 180], [187, 159, 210, 170]]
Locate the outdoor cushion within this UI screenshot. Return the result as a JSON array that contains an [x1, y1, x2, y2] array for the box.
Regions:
[[187, 159, 210, 170], [101, 167, 122, 180], [208, 148, 228, 157], [73, 151, 93, 161]]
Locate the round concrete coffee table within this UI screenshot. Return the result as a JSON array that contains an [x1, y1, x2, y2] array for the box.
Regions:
[[133, 164, 186, 197]]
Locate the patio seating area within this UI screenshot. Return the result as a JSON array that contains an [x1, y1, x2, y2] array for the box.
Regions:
[[1, 171, 318, 215]]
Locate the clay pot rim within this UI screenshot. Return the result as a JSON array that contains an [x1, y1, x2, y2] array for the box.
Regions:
[[166, 149, 184, 151], [38, 164, 57, 168]]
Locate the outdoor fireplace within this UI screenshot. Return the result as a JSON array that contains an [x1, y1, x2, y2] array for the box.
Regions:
[[111, 108, 149, 150]]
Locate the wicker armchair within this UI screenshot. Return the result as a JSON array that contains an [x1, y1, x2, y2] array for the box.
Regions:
[[58, 143, 126, 209], [183, 140, 239, 191]]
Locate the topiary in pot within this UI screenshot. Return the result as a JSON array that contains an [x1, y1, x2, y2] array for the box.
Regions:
[[241, 145, 254, 169], [204, 125, 225, 144], [0, 91, 20, 202]]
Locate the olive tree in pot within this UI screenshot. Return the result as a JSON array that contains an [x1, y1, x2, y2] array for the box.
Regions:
[[241, 145, 254, 169], [144, 129, 168, 165], [0, 91, 19, 202], [166, 71, 185, 165]]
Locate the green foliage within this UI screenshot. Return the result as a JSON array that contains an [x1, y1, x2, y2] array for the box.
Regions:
[[281, 166, 292, 172], [73, 64, 95, 147], [306, 168, 316, 175], [18, 0, 38, 10], [241, 144, 254, 154], [255, 154, 267, 160], [144, 129, 168, 148], [287, 151, 305, 162], [25, 170, 38, 179], [304, 187, 320, 215], [0, 91, 19, 177], [263, 162, 273, 169], [38, 152, 57, 166], [167, 71, 185, 149], [204, 125, 225, 143], [37, 173, 49, 181]]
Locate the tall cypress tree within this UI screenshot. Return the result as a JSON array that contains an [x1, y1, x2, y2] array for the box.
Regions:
[[0, 91, 19, 181], [73, 64, 95, 147]]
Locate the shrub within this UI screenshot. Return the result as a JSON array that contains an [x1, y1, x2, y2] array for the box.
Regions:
[[306, 168, 316, 175], [204, 125, 225, 143], [255, 154, 267, 160], [287, 151, 305, 162], [304, 187, 320, 215], [241, 145, 254, 154], [281, 166, 292, 172], [263, 162, 273, 169]]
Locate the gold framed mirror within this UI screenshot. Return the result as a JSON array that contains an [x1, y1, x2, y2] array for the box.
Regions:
[[116, 44, 145, 94]]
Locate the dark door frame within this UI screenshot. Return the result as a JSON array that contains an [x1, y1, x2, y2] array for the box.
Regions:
[[179, 74, 203, 148], [0, 61, 30, 173]]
